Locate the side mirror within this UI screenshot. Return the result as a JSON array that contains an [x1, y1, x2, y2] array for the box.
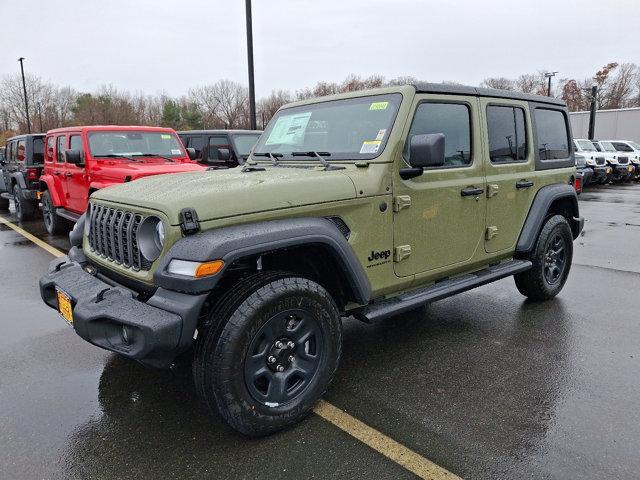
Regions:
[[400, 134, 446, 179], [65, 149, 83, 166], [215, 148, 231, 162], [186, 147, 197, 160]]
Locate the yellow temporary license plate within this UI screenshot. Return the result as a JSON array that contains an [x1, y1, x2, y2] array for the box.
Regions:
[[56, 289, 73, 326]]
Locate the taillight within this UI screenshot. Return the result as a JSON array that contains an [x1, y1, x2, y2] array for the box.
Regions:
[[574, 176, 582, 192], [26, 167, 39, 181]]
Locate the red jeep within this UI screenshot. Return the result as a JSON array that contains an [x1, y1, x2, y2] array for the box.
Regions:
[[39, 126, 205, 234]]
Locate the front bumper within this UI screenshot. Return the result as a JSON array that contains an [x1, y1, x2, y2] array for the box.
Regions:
[[589, 166, 608, 183], [611, 165, 632, 181], [39, 255, 207, 368]]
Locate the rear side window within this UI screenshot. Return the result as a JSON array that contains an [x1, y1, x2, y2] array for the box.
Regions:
[[56, 136, 66, 163], [45, 137, 55, 162], [7, 141, 15, 161], [32, 137, 44, 163], [534, 109, 570, 160], [406, 102, 472, 167], [486, 106, 527, 163], [17, 140, 26, 162]]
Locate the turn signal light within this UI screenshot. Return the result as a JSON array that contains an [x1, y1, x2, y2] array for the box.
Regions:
[[195, 260, 225, 278]]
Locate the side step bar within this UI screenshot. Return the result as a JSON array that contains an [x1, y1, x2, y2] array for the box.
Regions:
[[55, 208, 81, 223], [353, 259, 532, 323], [0, 192, 13, 200]]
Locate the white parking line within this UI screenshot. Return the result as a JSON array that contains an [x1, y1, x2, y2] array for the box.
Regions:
[[0, 214, 462, 480]]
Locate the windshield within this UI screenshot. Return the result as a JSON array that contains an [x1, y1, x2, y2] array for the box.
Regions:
[[88, 131, 185, 158], [576, 140, 596, 151], [252, 94, 402, 161], [591, 141, 602, 152], [231, 134, 261, 156], [600, 141, 616, 152]]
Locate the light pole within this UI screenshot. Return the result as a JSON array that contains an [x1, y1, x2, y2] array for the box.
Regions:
[[18, 57, 32, 133], [245, 0, 257, 130], [588, 85, 598, 140], [545, 71, 558, 97]]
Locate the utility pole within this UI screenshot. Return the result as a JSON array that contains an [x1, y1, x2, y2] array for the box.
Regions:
[[18, 57, 32, 133], [588, 85, 598, 140], [245, 0, 257, 130], [545, 71, 558, 97]]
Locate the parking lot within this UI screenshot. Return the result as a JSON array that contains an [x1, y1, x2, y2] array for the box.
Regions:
[[1, 183, 639, 480]]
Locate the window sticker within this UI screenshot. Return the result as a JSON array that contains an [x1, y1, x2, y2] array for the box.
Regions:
[[376, 129, 387, 141], [369, 101, 389, 111], [161, 134, 172, 139], [171, 149, 182, 155], [266, 111, 312, 145], [360, 140, 381, 154]]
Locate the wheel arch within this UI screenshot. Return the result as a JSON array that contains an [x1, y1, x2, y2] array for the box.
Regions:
[[154, 217, 371, 307], [516, 183, 582, 255]]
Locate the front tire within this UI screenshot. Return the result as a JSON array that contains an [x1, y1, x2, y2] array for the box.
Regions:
[[193, 272, 342, 436], [515, 214, 573, 301], [42, 190, 65, 235]]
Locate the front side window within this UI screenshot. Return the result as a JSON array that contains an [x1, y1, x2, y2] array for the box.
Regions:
[[612, 142, 633, 152], [56, 136, 66, 163], [486, 105, 527, 163], [534, 109, 569, 160], [187, 136, 204, 157], [406, 102, 472, 167], [45, 137, 55, 161], [69, 135, 83, 152], [253, 94, 402, 161], [16, 140, 26, 161], [87, 131, 185, 158], [208, 135, 230, 161]]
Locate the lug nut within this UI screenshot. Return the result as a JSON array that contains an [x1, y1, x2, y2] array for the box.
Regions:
[[268, 356, 276, 364], [275, 341, 284, 349], [276, 365, 285, 372], [288, 355, 295, 362], [287, 341, 295, 349]]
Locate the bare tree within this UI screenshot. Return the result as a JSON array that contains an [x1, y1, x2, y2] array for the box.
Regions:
[[480, 77, 514, 91], [602, 63, 637, 109], [257, 90, 292, 128]]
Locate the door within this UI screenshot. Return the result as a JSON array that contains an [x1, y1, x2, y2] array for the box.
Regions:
[[53, 134, 69, 207], [393, 95, 486, 277], [481, 99, 536, 253], [65, 134, 87, 213]]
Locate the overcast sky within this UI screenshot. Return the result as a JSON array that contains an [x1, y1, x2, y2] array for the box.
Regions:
[[1, 0, 638, 98]]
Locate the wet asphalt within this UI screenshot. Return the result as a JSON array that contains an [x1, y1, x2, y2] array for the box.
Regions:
[[1, 183, 639, 479]]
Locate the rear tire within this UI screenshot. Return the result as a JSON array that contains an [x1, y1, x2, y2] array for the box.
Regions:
[[13, 184, 37, 221], [515, 215, 573, 301], [193, 272, 342, 436], [42, 190, 65, 235]]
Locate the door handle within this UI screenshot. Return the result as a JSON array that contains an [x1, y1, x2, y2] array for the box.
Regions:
[[516, 180, 534, 189], [64, 172, 73, 177], [461, 187, 484, 197]]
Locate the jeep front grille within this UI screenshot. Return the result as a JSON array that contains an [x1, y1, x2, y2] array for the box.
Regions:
[[595, 157, 606, 165], [618, 156, 629, 164], [88, 203, 151, 271]]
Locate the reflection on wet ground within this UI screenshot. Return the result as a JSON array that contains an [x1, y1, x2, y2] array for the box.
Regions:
[[2, 184, 640, 479]]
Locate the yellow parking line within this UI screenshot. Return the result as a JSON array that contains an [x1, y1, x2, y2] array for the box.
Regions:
[[0, 216, 64, 257], [1, 214, 460, 480], [313, 400, 461, 480]]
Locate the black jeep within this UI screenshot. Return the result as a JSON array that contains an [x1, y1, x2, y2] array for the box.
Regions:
[[178, 130, 262, 168], [0, 134, 45, 220]]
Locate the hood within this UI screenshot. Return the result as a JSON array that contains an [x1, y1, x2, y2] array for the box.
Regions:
[[92, 166, 357, 224], [91, 160, 205, 183]]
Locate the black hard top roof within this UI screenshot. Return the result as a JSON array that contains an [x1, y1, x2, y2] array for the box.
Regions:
[[177, 129, 262, 135], [6, 133, 46, 142], [413, 82, 566, 107]]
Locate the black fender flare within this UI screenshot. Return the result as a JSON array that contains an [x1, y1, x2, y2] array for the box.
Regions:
[[154, 217, 372, 304], [516, 184, 582, 254], [10, 172, 27, 190]]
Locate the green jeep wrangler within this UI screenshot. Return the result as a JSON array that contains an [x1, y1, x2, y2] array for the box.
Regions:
[[40, 84, 583, 436]]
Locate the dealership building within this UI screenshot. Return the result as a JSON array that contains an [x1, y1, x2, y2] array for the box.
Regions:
[[570, 107, 640, 142]]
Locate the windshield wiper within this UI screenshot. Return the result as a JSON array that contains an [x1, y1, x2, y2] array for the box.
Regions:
[[94, 154, 143, 163], [252, 152, 283, 166], [291, 151, 345, 171], [134, 153, 175, 162]]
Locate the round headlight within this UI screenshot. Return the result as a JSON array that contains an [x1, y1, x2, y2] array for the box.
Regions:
[[138, 216, 165, 262]]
